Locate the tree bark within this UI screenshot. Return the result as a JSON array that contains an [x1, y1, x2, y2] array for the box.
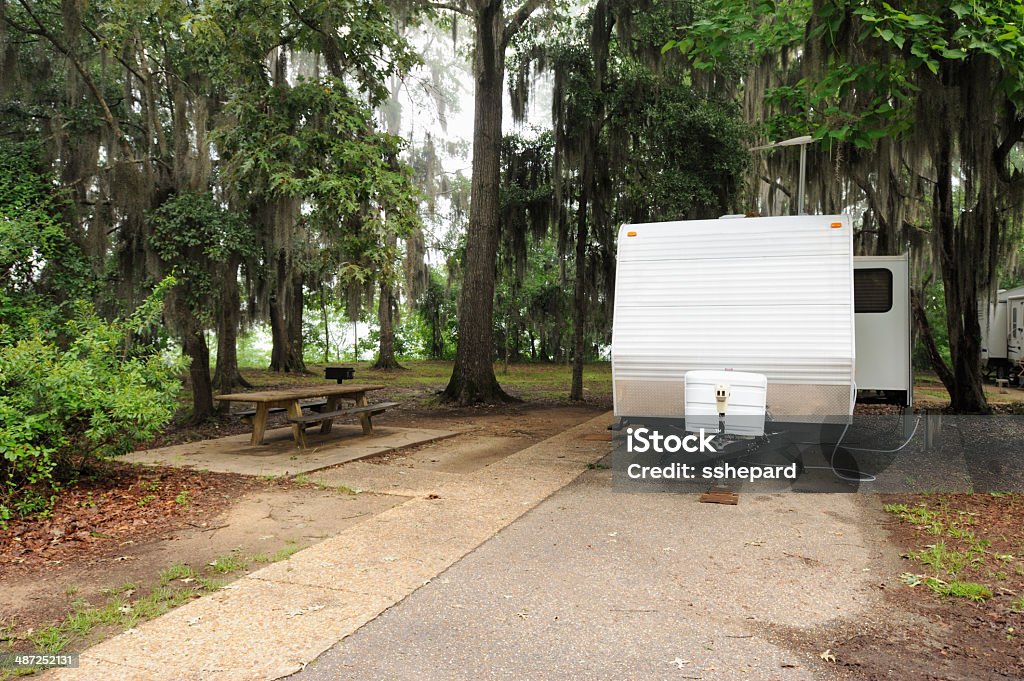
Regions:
[[287, 269, 306, 371], [934, 123, 989, 413], [442, 0, 517, 404], [183, 328, 215, 423], [570, 188, 588, 401], [213, 257, 251, 396], [269, 256, 307, 372], [374, 281, 404, 369]]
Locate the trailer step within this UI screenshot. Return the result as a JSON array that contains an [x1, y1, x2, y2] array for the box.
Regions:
[[581, 433, 613, 442], [699, 487, 738, 505]]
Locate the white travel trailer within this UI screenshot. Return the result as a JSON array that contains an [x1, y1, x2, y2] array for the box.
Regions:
[[980, 285, 1024, 381], [611, 215, 912, 427]]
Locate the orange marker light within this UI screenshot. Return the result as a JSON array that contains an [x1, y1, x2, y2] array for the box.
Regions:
[[627, 231, 637, 237], [830, 222, 843, 229]]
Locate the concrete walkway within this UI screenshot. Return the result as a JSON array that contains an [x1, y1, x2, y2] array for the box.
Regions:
[[48, 413, 613, 680], [119, 425, 456, 477], [289, 476, 888, 680]]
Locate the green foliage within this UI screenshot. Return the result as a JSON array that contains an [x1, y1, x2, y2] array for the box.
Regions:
[[665, 0, 811, 70], [0, 282, 182, 521], [620, 85, 750, 218], [913, 281, 952, 369], [671, 0, 1024, 147], [147, 192, 252, 327], [0, 142, 91, 339], [217, 76, 421, 295], [412, 269, 458, 360]]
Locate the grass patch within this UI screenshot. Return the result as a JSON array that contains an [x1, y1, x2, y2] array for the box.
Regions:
[[909, 541, 987, 578], [270, 544, 301, 562], [888, 494, 1024, 614], [901, 573, 994, 602], [158, 563, 197, 585], [236, 359, 614, 404], [884, 502, 944, 534], [207, 554, 247, 574]]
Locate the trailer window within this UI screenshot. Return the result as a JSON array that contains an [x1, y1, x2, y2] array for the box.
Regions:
[[854, 269, 893, 313]]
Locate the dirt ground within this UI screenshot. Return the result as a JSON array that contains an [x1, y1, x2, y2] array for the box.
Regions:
[[0, 402, 605, 659], [818, 493, 1024, 680]]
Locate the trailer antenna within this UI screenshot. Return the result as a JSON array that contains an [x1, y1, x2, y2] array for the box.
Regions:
[[750, 135, 813, 216]]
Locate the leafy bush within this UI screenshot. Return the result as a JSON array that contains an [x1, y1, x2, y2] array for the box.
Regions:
[[0, 282, 182, 521], [0, 142, 91, 341]]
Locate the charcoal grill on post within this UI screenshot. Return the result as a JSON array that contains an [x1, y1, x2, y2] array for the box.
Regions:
[[325, 366, 356, 384]]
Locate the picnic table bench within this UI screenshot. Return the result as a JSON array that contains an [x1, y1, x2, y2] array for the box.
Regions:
[[216, 384, 390, 448]]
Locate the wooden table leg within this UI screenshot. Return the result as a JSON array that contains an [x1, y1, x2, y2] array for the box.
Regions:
[[251, 404, 269, 445], [320, 395, 340, 434], [355, 392, 372, 434], [287, 400, 307, 448]]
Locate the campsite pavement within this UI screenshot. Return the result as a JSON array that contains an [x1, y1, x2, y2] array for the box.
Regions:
[[288, 467, 889, 681], [48, 411, 896, 680]]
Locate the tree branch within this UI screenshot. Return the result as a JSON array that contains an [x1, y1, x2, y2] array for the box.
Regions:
[[994, 105, 1024, 186], [14, 0, 128, 151], [427, 2, 472, 17], [79, 22, 147, 84], [504, 0, 546, 43]]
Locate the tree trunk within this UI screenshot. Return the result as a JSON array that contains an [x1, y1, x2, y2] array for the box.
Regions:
[[269, 258, 306, 372], [287, 269, 306, 371], [374, 281, 404, 369], [320, 289, 331, 363], [442, 0, 517, 404], [431, 308, 444, 359], [911, 288, 955, 393], [213, 258, 251, 396], [570, 188, 588, 401], [934, 126, 989, 413], [183, 329, 215, 423]]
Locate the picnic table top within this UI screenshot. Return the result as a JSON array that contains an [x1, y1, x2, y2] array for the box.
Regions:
[[216, 384, 386, 403]]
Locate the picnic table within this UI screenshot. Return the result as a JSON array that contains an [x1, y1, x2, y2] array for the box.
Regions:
[[217, 384, 388, 447]]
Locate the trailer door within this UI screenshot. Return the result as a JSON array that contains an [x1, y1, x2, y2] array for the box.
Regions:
[[1009, 297, 1024, 362], [854, 255, 912, 406]]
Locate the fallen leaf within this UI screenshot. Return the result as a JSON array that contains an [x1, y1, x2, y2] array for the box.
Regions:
[[820, 649, 836, 663]]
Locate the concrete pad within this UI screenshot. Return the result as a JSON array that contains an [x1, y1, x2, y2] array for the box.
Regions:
[[49, 412, 613, 681], [53, 579, 391, 681], [308, 461, 466, 497], [119, 426, 457, 477], [290, 471, 885, 681], [398, 435, 525, 473]]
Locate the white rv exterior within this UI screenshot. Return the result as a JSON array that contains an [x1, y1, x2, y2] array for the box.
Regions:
[[611, 215, 914, 423], [611, 215, 857, 420], [981, 285, 1024, 377]]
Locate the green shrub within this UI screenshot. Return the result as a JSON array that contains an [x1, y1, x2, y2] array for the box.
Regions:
[[0, 281, 182, 522]]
